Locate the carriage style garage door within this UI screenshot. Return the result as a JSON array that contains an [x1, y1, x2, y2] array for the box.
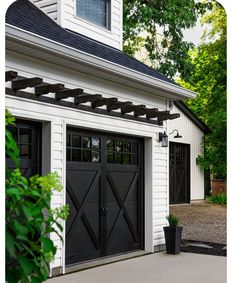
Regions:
[[169, 142, 190, 204], [66, 128, 144, 265], [7, 119, 41, 177]]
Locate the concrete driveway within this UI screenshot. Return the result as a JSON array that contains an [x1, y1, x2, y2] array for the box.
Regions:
[[48, 252, 226, 283]]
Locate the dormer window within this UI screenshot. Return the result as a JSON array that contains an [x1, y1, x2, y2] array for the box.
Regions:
[[76, 0, 111, 30]]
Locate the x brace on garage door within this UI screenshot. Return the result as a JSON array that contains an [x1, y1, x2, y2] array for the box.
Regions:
[[5, 70, 180, 126]]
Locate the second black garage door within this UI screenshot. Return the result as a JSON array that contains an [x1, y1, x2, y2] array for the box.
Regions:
[[65, 128, 144, 265], [169, 142, 190, 204]]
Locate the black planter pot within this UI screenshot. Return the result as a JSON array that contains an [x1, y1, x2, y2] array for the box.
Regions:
[[163, 226, 183, 254]]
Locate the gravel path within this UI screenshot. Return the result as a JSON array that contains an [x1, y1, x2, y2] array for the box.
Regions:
[[170, 201, 226, 244]]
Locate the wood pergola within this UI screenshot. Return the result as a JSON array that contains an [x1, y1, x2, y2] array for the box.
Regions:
[[6, 70, 180, 126]]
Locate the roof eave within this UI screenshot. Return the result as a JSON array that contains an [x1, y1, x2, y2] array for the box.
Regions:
[[6, 24, 197, 100], [174, 101, 211, 134]]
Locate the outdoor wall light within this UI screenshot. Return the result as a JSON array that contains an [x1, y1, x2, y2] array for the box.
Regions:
[[158, 131, 168, 147], [169, 129, 182, 139]]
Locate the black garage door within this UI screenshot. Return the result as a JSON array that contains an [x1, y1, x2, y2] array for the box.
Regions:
[[169, 142, 190, 204], [65, 128, 144, 265], [6, 119, 41, 177]]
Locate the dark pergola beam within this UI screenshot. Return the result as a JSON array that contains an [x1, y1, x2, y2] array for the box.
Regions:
[[146, 110, 169, 119], [92, 97, 118, 108], [134, 106, 147, 117], [56, 88, 83, 100], [121, 104, 146, 115], [145, 108, 159, 119], [6, 71, 18, 82], [6, 71, 182, 125], [107, 101, 132, 111], [12, 77, 43, 90], [159, 113, 180, 122], [35, 83, 65, 96], [74, 94, 102, 104], [155, 110, 170, 117]]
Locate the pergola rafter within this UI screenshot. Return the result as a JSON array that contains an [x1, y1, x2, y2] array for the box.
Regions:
[[5, 71, 180, 125]]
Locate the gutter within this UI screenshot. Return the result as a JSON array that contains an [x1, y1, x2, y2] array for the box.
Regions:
[[6, 24, 196, 100]]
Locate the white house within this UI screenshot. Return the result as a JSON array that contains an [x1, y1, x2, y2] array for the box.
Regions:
[[5, 0, 208, 276]]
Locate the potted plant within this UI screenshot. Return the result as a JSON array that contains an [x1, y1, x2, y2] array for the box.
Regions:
[[163, 214, 183, 254]]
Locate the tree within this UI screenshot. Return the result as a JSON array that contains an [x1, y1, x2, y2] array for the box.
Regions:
[[178, 2, 226, 178], [123, 0, 211, 78], [6, 110, 69, 283]]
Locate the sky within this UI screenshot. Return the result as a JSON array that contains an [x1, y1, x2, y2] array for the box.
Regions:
[[183, 18, 205, 46]]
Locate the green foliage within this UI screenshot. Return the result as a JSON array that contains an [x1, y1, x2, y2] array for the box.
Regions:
[[166, 214, 180, 227], [123, 0, 211, 78], [178, 2, 226, 178], [6, 110, 69, 283], [207, 194, 227, 205], [5, 109, 19, 168]]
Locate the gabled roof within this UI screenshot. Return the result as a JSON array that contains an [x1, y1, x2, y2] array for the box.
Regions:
[[6, 0, 176, 86], [174, 101, 211, 134]]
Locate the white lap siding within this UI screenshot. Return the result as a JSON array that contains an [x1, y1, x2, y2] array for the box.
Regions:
[[30, 0, 58, 22], [6, 51, 169, 271]]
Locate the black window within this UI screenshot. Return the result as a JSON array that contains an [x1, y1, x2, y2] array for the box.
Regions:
[[6, 120, 41, 178], [67, 133, 101, 163], [76, 0, 111, 29], [107, 139, 139, 165], [8, 125, 32, 159]]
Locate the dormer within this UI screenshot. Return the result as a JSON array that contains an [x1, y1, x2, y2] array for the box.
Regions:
[[30, 0, 123, 50]]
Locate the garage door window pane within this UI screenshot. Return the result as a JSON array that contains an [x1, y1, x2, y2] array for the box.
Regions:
[[72, 149, 81, 161], [20, 145, 31, 159], [72, 135, 81, 148], [20, 128, 31, 143], [82, 137, 91, 149], [115, 141, 123, 152], [124, 154, 131, 165], [107, 152, 113, 163], [107, 139, 113, 151], [114, 153, 123, 164], [92, 138, 100, 150], [92, 151, 100, 163], [124, 141, 131, 153], [82, 150, 91, 162]]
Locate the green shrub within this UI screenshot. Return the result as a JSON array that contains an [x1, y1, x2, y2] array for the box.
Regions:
[[208, 194, 227, 205], [6, 109, 69, 283], [166, 214, 180, 227]]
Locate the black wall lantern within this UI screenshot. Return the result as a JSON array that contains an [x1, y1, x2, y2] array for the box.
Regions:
[[159, 131, 168, 147], [158, 129, 182, 147], [169, 129, 182, 139]]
